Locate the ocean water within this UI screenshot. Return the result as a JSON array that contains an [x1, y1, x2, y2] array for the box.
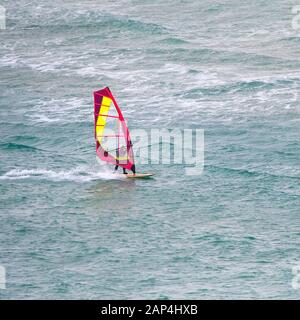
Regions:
[[0, 0, 300, 299]]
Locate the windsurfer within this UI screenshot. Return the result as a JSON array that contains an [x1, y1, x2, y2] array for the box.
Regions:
[[115, 146, 127, 174], [114, 145, 136, 175], [128, 140, 136, 175], [94, 87, 137, 176]]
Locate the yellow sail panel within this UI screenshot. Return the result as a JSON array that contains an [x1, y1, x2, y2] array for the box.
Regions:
[[95, 96, 112, 143]]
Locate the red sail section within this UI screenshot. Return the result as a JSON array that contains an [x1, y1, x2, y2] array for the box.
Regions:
[[93, 87, 135, 170]]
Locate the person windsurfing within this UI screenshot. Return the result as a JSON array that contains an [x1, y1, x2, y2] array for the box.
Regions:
[[114, 144, 136, 175], [94, 87, 153, 177], [114, 146, 127, 174]]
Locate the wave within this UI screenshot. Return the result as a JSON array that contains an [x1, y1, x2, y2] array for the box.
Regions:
[[0, 143, 41, 152], [182, 79, 299, 98], [27, 97, 90, 124], [0, 166, 125, 182], [208, 165, 300, 180], [280, 36, 300, 43], [163, 47, 300, 67], [158, 37, 189, 45], [16, 10, 168, 35]]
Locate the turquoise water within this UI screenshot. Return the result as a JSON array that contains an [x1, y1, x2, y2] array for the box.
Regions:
[[0, 0, 300, 299]]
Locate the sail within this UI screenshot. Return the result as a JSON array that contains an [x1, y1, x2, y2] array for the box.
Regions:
[[93, 87, 135, 170]]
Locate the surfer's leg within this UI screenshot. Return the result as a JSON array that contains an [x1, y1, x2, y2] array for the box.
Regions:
[[123, 168, 127, 174], [131, 164, 136, 175], [114, 165, 118, 171]]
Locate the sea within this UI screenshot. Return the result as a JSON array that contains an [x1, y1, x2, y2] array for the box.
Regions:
[[0, 0, 299, 299]]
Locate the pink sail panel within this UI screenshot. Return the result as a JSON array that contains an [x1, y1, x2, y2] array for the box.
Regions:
[[93, 87, 135, 170]]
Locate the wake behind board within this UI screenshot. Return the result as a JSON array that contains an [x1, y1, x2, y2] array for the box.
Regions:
[[125, 173, 154, 179]]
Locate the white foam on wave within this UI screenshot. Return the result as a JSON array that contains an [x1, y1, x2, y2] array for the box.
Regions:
[[0, 54, 19, 67], [0, 165, 124, 182], [76, 66, 100, 77], [28, 97, 90, 124]]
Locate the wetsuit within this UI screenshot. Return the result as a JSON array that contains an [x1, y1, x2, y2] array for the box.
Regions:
[[115, 143, 136, 174], [115, 149, 127, 174], [128, 140, 136, 174], [131, 164, 136, 174]]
